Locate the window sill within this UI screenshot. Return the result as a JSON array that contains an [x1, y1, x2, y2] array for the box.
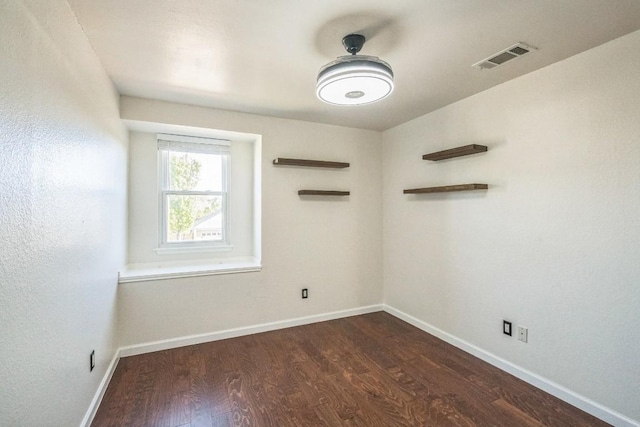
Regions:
[[118, 257, 261, 283], [154, 244, 233, 255]]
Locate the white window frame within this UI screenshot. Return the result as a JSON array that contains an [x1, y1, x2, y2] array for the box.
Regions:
[[156, 134, 232, 253]]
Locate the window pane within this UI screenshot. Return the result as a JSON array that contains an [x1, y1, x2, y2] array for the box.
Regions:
[[169, 151, 224, 191], [166, 195, 223, 243]]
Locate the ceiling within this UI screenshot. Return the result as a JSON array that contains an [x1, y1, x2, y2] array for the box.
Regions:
[[67, 0, 640, 131]]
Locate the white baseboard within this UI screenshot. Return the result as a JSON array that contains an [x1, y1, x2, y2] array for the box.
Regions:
[[383, 304, 639, 427], [119, 304, 383, 357], [80, 350, 120, 427]]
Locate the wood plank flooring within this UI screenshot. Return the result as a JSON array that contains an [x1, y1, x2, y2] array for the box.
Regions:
[[92, 312, 610, 426]]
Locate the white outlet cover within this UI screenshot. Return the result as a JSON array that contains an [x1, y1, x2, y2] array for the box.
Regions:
[[518, 326, 528, 343]]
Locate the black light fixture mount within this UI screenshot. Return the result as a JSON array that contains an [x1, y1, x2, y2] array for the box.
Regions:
[[342, 33, 366, 54]]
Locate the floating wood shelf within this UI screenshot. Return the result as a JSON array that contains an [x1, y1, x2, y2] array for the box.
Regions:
[[423, 144, 487, 161], [273, 158, 350, 168], [403, 184, 488, 194], [298, 190, 350, 196]]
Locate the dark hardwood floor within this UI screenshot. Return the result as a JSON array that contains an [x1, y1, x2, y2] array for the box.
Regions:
[[92, 312, 609, 426]]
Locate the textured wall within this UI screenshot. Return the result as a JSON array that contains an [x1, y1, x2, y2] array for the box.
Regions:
[[118, 97, 383, 346], [382, 30, 640, 421], [0, 1, 127, 425]]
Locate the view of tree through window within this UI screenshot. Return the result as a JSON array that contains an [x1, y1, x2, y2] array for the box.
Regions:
[[167, 151, 224, 242]]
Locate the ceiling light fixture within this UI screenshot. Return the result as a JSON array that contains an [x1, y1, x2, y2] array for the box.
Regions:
[[316, 34, 394, 106]]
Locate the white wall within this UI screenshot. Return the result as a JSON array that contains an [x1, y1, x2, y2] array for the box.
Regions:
[[383, 30, 640, 422], [118, 97, 383, 346], [0, 1, 127, 426]]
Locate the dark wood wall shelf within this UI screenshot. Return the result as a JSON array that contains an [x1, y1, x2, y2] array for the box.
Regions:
[[298, 190, 351, 196], [274, 156, 350, 198], [423, 144, 487, 161], [273, 158, 350, 168], [298, 190, 350, 196], [403, 184, 488, 194]]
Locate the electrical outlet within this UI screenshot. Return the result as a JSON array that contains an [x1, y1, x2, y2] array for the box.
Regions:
[[518, 326, 528, 343], [503, 320, 512, 336], [301, 288, 308, 299], [90, 350, 95, 372]]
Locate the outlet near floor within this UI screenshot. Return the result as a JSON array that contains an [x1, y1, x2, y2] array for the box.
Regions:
[[503, 320, 512, 336]]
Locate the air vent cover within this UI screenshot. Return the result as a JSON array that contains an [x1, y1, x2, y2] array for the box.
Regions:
[[472, 43, 538, 70]]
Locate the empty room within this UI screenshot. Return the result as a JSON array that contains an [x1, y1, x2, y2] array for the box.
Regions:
[[2, 1, 639, 426]]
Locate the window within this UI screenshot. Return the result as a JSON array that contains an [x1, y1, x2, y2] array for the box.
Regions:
[[157, 134, 231, 251], [119, 125, 261, 283]]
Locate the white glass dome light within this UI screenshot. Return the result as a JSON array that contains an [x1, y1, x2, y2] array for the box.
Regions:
[[316, 34, 394, 106]]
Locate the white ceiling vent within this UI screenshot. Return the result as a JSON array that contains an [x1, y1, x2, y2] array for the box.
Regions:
[[472, 43, 538, 70]]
